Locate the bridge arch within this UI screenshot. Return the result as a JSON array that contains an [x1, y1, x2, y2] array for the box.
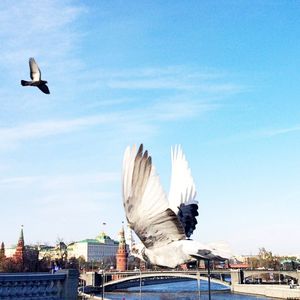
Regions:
[[103, 272, 230, 291]]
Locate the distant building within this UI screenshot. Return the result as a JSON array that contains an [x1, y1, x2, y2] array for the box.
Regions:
[[2, 226, 39, 272], [4, 226, 26, 259], [4, 226, 26, 263], [67, 232, 119, 262], [229, 263, 249, 269], [3, 227, 128, 266], [116, 226, 128, 271], [38, 242, 68, 261], [4, 247, 16, 258], [13, 226, 25, 264], [0, 242, 5, 260]]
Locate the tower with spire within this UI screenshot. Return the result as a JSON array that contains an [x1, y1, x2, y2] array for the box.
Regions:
[[13, 225, 25, 265], [0, 242, 5, 260], [116, 225, 128, 271]]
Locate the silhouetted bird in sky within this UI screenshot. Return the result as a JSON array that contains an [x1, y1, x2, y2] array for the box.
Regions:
[[21, 57, 50, 94]]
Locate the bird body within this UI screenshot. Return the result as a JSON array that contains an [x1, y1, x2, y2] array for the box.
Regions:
[[142, 240, 229, 268], [122, 144, 231, 268], [21, 58, 50, 94]]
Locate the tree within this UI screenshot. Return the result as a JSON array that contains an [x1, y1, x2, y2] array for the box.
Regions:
[[0, 257, 23, 272], [23, 247, 39, 272], [65, 257, 79, 269]]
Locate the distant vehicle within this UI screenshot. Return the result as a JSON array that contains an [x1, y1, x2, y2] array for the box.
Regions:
[[245, 278, 262, 284]]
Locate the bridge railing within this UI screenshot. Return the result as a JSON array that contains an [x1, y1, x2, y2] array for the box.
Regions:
[[0, 269, 78, 300]]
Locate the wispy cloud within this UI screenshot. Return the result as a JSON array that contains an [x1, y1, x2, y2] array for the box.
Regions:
[[0, 172, 121, 245], [107, 78, 241, 94], [79, 66, 244, 95], [0, 96, 219, 149], [0, 176, 37, 187], [0, 114, 120, 149], [258, 125, 300, 138], [210, 124, 300, 146], [0, 1, 245, 151], [243, 124, 300, 141], [73, 65, 244, 135], [0, 172, 118, 189], [0, 0, 86, 69], [0, 0, 87, 122], [150, 98, 219, 121]]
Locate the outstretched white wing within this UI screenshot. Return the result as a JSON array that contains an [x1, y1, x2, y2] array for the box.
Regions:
[[168, 145, 198, 238], [123, 144, 185, 249], [29, 57, 41, 81]]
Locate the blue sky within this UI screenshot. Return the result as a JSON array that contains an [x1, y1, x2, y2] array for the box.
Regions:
[[0, 0, 299, 256]]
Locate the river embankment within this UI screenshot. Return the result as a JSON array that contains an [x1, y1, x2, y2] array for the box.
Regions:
[[232, 284, 300, 299]]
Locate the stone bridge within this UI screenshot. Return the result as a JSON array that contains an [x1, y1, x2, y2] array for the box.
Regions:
[[103, 271, 231, 291], [79, 269, 300, 299], [80, 269, 300, 289], [0, 269, 78, 300], [80, 269, 231, 291]]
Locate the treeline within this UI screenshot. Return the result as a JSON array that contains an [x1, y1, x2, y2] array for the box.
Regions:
[[246, 248, 300, 271], [0, 247, 82, 273]]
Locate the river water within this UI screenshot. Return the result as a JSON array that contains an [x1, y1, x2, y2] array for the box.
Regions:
[[99, 280, 276, 300]]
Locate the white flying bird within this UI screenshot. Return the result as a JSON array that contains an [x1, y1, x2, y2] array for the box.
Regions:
[[122, 144, 230, 268], [21, 57, 50, 94]]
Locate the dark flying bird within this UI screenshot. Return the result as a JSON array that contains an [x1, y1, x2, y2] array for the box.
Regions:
[[21, 57, 50, 94], [123, 144, 231, 268]]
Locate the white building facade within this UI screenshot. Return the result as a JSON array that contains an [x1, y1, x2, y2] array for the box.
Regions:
[[67, 232, 119, 262]]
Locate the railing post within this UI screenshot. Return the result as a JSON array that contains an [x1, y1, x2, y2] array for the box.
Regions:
[[230, 269, 242, 285], [57, 269, 79, 300]]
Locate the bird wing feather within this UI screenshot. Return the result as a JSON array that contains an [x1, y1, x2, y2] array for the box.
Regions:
[[168, 145, 198, 237], [123, 144, 185, 249], [29, 57, 41, 81], [37, 84, 50, 94]]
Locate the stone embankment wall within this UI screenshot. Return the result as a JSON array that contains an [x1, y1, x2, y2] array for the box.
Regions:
[[232, 284, 300, 299]]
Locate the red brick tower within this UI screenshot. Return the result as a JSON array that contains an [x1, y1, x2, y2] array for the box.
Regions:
[[0, 242, 5, 260], [116, 226, 128, 271], [14, 226, 25, 265]]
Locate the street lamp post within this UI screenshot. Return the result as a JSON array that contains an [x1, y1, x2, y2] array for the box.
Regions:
[[139, 269, 142, 299], [197, 270, 201, 300], [102, 269, 105, 300], [207, 259, 211, 300]]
